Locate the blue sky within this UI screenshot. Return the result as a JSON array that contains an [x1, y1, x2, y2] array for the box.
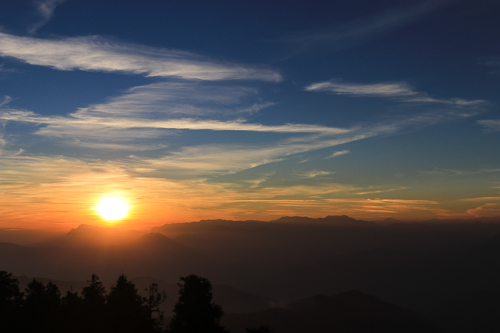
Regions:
[[0, 0, 499, 228]]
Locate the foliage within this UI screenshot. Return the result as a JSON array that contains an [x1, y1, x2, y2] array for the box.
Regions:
[[168, 274, 228, 333], [82, 274, 106, 307], [0, 271, 166, 333], [0, 271, 22, 306], [145, 283, 167, 327]]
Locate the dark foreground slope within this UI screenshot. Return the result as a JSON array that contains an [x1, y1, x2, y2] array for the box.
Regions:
[[223, 290, 440, 333]]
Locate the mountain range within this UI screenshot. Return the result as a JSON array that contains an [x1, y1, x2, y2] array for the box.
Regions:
[[2, 215, 500, 332]]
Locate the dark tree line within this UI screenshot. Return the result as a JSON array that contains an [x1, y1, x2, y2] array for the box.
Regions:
[[1, 271, 265, 333], [0, 271, 166, 333]]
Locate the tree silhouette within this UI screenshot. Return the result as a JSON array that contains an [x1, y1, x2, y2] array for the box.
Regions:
[[106, 274, 158, 333], [0, 271, 23, 332], [168, 274, 228, 333], [82, 274, 106, 307], [0, 271, 22, 306], [22, 279, 62, 332], [144, 283, 167, 327], [81, 274, 107, 333], [60, 289, 84, 333], [0, 271, 168, 333]]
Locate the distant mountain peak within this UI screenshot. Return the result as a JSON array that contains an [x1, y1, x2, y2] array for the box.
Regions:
[[139, 232, 172, 244], [49, 224, 145, 248], [271, 215, 372, 225]]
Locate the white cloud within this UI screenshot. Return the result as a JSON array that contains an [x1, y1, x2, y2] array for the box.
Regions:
[[306, 79, 486, 106], [326, 150, 350, 158], [302, 170, 334, 178], [306, 81, 417, 97], [280, 0, 453, 55], [421, 167, 500, 176], [0, 95, 11, 108], [0, 105, 478, 175], [479, 57, 500, 74], [72, 82, 269, 118], [0, 109, 353, 136], [0, 76, 481, 177], [0, 32, 282, 81], [478, 119, 500, 132], [28, 0, 66, 34]]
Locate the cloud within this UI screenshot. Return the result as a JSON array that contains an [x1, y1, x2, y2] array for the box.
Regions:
[[479, 57, 500, 74], [280, 0, 453, 55], [67, 82, 271, 118], [0, 95, 11, 108], [301, 170, 334, 178], [321, 198, 445, 217], [306, 80, 417, 97], [0, 32, 282, 81], [0, 153, 370, 226], [421, 168, 500, 176], [465, 203, 500, 217], [0, 109, 353, 136], [326, 150, 350, 158], [0, 76, 480, 178], [0, 104, 478, 175], [461, 197, 500, 202], [305, 79, 486, 106], [28, 0, 66, 34], [478, 119, 500, 132]]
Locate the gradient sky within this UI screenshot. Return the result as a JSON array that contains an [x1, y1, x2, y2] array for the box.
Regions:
[[1, 0, 500, 229]]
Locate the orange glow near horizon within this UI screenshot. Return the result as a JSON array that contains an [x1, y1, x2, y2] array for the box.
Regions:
[[95, 197, 130, 222]]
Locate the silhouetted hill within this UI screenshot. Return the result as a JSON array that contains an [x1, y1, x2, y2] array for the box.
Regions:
[[379, 217, 402, 224], [135, 232, 187, 251], [428, 290, 500, 333], [150, 219, 267, 238], [0, 228, 65, 245], [223, 290, 440, 333], [246, 232, 500, 312], [270, 215, 373, 226], [46, 224, 145, 247], [0, 232, 207, 283]]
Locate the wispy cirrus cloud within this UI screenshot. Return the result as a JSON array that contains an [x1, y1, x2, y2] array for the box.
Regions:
[[0, 75, 480, 176], [322, 198, 444, 217], [461, 197, 500, 202], [0, 109, 353, 136], [116, 109, 477, 176], [305, 79, 486, 106], [479, 57, 500, 75], [0, 152, 427, 225], [478, 119, 500, 132], [280, 0, 454, 55], [326, 150, 350, 159], [421, 167, 500, 176], [28, 0, 66, 35], [0, 95, 11, 108], [68, 82, 272, 118], [301, 170, 334, 178], [306, 80, 417, 97], [0, 32, 281, 81], [0, 103, 479, 174], [465, 203, 500, 217]]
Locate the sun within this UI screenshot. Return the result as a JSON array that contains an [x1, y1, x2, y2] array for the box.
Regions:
[[96, 197, 130, 221]]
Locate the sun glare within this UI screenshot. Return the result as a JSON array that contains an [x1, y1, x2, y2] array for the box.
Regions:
[[96, 197, 130, 221]]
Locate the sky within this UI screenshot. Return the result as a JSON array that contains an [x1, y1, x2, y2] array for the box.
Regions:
[[0, 0, 499, 229]]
